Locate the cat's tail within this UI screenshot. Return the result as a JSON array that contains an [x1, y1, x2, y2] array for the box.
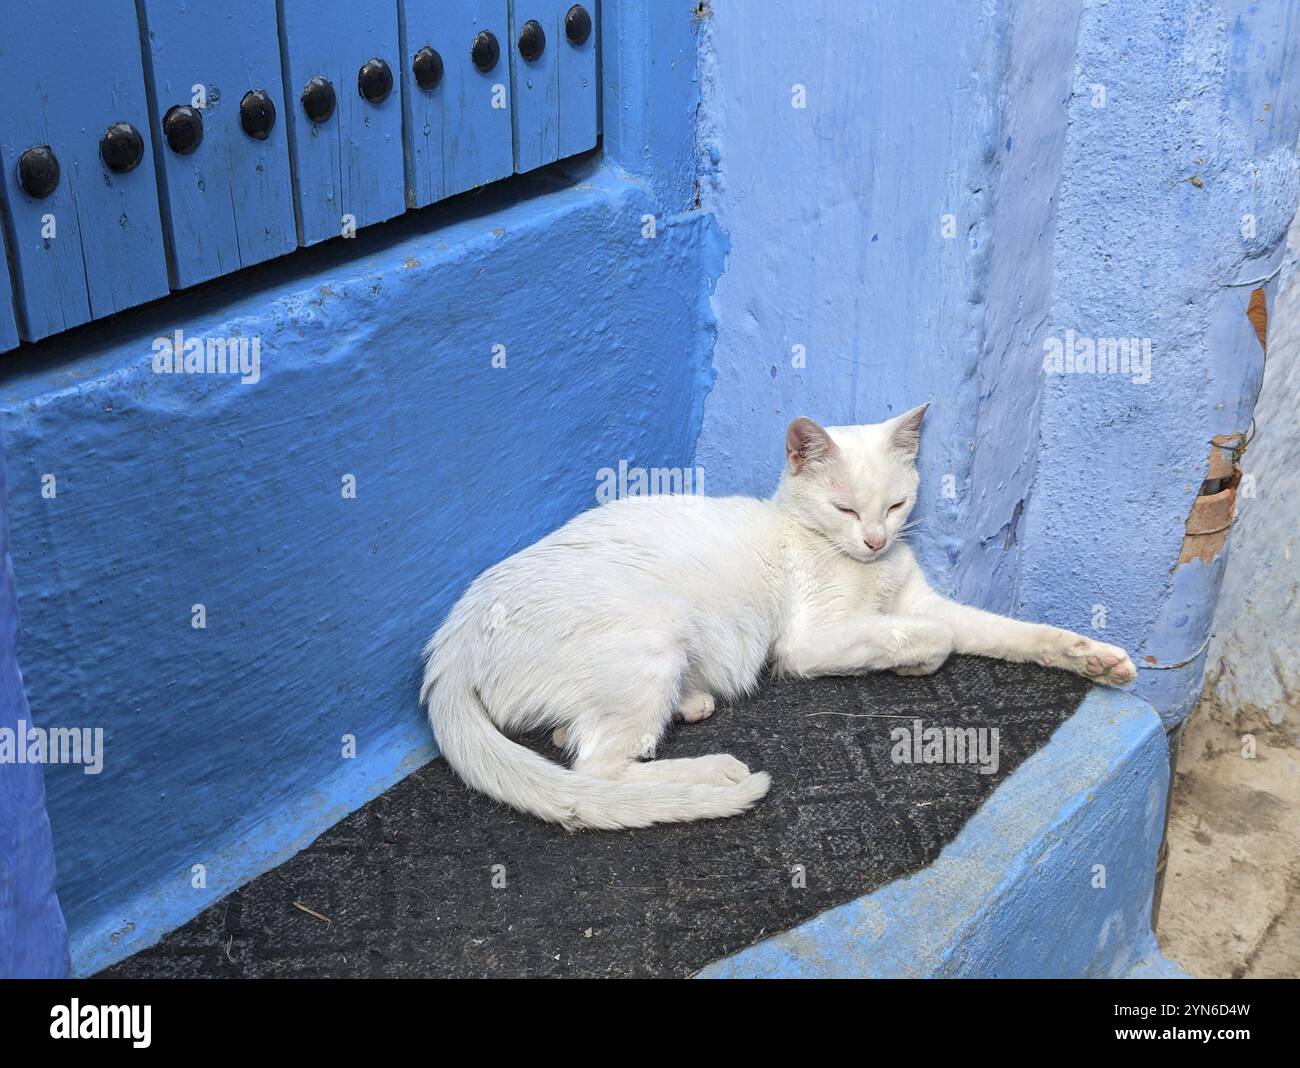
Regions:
[[423, 668, 771, 831]]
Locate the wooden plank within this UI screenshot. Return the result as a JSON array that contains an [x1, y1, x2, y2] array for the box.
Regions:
[[399, 0, 513, 209], [0, 247, 18, 352], [0, 3, 169, 341], [279, 0, 406, 245], [507, 1, 596, 173], [554, 1, 597, 161], [507, 0, 560, 173], [138, 0, 297, 288]]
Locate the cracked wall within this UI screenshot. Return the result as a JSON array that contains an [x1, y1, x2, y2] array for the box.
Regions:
[[1201, 212, 1300, 728], [691, 0, 1299, 733]]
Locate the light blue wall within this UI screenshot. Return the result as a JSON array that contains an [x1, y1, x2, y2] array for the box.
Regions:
[[694, 0, 1019, 587], [694, 0, 1300, 727]]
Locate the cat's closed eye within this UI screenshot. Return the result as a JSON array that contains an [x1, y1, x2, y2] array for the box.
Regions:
[[888, 500, 907, 512], [835, 504, 860, 520]]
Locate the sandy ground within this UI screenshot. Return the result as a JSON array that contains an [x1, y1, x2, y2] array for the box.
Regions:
[[1157, 694, 1300, 978]]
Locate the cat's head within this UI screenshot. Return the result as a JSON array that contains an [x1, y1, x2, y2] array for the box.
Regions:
[[777, 405, 927, 562]]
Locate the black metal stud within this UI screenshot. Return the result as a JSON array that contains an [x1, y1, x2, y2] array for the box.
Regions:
[[358, 58, 393, 103], [472, 30, 500, 73], [17, 145, 58, 198], [239, 90, 276, 140], [163, 104, 203, 155], [565, 5, 592, 46], [301, 77, 336, 123], [413, 46, 443, 91], [518, 19, 545, 62], [99, 122, 144, 174]]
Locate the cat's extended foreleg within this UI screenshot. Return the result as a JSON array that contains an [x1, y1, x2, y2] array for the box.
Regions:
[[896, 569, 1136, 686], [774, 613, 955, 678]]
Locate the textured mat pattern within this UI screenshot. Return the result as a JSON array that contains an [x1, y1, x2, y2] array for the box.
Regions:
[[102, 656, 1090, 977]]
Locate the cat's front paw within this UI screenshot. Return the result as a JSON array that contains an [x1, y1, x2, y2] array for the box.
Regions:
[[891, 621, 953, 677], [1045, 632, 1137, 686]]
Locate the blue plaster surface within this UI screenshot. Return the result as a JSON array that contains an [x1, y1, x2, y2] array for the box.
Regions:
[[0, 428, 69, 978], [0, 159, 725, 975], [700, 688, 1173, 979], [692, 0, 1024, 589], [600, 0, 704, 215]]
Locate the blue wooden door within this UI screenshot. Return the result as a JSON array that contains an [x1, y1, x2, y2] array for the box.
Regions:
[[0, 0, 601, 355]]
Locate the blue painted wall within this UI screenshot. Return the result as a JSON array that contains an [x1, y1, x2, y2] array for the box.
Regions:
[[0, 427, 69, 978], [0, 1, 718, 974], [693, 0, 1300, 728], [694, 0, 1015, 587]]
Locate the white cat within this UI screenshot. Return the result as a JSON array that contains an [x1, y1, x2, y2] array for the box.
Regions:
[[420, 406, 1136, 831]]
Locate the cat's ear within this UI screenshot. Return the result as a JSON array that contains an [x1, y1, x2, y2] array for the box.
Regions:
[[786, 417, 840, 474], [889, 403, 929, 459]]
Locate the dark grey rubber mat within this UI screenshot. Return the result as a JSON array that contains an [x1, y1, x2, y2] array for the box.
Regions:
[[100, 655, 1090, 978]]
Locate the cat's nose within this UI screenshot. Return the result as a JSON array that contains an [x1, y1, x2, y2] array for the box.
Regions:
[[864, 531, 886, 551]]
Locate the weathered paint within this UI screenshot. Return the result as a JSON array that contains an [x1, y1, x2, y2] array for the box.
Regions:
[[1203, 215, 1300, 726], [0, 427, 70, 978], [599, 0, 702, 214], [508, 1, 598, 173], [398, 0, 515, 207], [700, 689, 1179, 978]]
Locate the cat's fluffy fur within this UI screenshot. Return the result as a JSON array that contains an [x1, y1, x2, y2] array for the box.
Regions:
[[420, 406, 1136, 830]]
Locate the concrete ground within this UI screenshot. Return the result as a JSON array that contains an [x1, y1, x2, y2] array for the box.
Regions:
[[1157, 695, 1300, 978]]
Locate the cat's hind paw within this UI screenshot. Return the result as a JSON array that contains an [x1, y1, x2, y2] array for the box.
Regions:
[[674, 691, 716, 723], [696, 753, 752, 785]]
